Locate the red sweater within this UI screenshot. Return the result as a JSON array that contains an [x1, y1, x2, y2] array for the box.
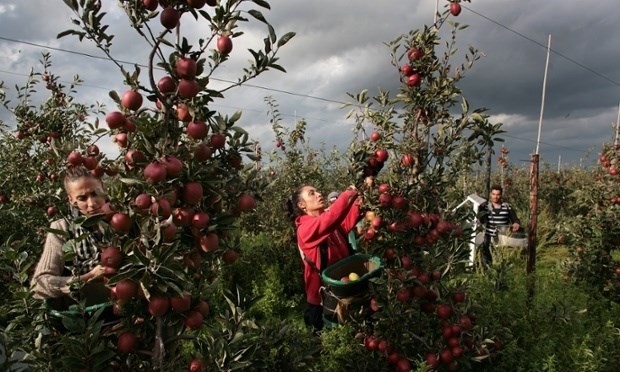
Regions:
[[295, 189, 360, 305]]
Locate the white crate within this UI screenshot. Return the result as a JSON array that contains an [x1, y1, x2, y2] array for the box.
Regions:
[[496, 232, 527, 248]]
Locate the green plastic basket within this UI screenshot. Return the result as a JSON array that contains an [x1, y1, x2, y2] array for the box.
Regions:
[[321, 254, 382, 297], [46, 281, 114, 319], [48, 301, 114, 319]]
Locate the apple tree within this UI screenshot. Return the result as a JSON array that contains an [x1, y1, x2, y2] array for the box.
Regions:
[[8, 0, 297, 370], [0, 52, 111, 370], [559, 141, 620, 300], [335, 1, 506, 370]]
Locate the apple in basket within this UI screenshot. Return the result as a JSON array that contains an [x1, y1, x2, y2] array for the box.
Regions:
[[348, 272, 360, 282], [340, 276, 350, 283]]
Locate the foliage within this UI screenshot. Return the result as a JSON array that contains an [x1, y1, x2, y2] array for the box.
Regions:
[[470, 252, 620, 372]]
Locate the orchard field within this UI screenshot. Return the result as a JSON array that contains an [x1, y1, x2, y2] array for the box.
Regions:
[[1, 0, 620, 371]]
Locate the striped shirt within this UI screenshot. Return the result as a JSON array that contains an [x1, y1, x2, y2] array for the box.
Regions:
[[485, 202, 517, 237]]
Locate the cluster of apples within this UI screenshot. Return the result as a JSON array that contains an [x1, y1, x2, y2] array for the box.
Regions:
[[340, 272, 360, 283]]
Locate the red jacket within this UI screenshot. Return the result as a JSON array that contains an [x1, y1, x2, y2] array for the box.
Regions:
[[295, 189, 361, 305]]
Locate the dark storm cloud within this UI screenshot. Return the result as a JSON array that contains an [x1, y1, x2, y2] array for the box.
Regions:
[[1, 0, 619, 167]]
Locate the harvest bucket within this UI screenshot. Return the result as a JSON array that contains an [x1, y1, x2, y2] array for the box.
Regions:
[[321, 254, 382, 298]]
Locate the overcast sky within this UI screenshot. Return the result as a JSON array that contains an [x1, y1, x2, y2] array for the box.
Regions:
[[1, 0, 619, 170]]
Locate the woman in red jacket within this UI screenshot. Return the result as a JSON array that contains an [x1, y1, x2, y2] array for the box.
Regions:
[[287, 185, 362, 331]]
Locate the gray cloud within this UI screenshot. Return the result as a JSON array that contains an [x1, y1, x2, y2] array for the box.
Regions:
[[1, 0, 619, 170]]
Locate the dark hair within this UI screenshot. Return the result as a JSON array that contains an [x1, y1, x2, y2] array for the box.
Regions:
[[64, 165, 102, 192], [286, 186, 306, 223], [490, 184, 503, 194]]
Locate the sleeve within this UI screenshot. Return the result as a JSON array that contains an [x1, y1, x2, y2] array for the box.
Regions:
[[476, 203, 490, 225], [30, 220, 76, 300], [296, 189, 359, 249], [340, 196, 361, 233], [508, 205, 520, 225]]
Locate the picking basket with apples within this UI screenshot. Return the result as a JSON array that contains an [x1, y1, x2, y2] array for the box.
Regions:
[[320, 254, 382, 325], [321, 254, 382, 297]]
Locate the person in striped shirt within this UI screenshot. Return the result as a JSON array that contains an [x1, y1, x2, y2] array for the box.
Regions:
[[478, 185, 521, 265]]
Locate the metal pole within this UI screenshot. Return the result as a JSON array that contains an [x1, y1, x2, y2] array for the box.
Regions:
[[527, 154, 539, 300], [615, 101, 620, 147], [535, 35, 552, 155]]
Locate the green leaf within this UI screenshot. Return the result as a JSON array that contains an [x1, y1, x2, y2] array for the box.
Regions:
[[252, 0, 270, 9], [268, 24, 276, 44], [276, 32, 295, 48], [63, 0, 79, 12], [119, 177, 144, 185], [247, 9, 267, 24]]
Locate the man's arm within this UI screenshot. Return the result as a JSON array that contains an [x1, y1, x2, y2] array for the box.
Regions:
[[507, 205, 521, 232]]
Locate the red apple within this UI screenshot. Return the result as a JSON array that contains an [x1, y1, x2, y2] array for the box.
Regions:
[[176, 57, 197, 79], [222, 249, 239, 264], [194, 143, 213, 161], [143, 0, 158, 11], [144, 162, 168, 183], [117, 331, 137, 353], [100, 246, 123, 268], [115, 279, 139, 300], [375, 148, 388, 162], [184, 311, 204, 330], [170, 292, 192, 313], [160, 155, 183, 179], [187, 0, 206, 8], [178, 79, 200, 99], [173, 207, 195, 227], [396, 288, 410, 303], [378, 193, 392, 207], [192, 211, 210, 229], [148, 295, 170, 317], [106, 111, 126, 129], [401, 153, 414, 167], [115, 132, 128, 148], [82, 156, 98, 170], [86, 144, 100, 156], [151, 198, 172, 219], [46, 206, 58, 217], [452, 291, 466, 303], [396, 357, 411, 372], [177, 103, 192, 122], [425, 352, 439, 369], [217, 35, 233, 54], [407, 47, 424, 61], [196, 300, 210, 317], [157, 76, 177, 94], [199, 232, 219, 252], [436, 304, 453, 319], [400, 64, 413, 76], [67, 151, 83, 166], [124, 149, 146, 167], [238, 194, 256, 212], [189, 358, 204, 372], [161, 223, 177, 242], [210, 133, 226, 149], [110, 213, 132, 234], [439, 348, 453, 364], [450, 2, 462, 16], [406, 73, 421, 87], [182, 182, 203, 206], [160, 7, 180, 29], [187, 121, 209, 140], [121, 90, 143, 111], [370, 131, 381, 142]]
